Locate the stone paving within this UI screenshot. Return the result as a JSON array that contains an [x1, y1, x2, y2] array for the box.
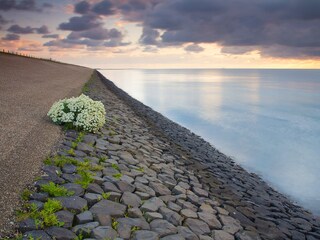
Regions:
[[15, 71, 320, 240]]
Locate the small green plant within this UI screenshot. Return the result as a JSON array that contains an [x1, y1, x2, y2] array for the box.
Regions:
[[67, 148, 75, 156], [131, 226, 140, 233], [99, 156, 108, 163], [75, 232, 84, 240], [111, 163, 120, 171], [137, 167, 144, 172], [16, 199, 63, 228], [101, 192, 111, 200], [76, 170, 94, 189], [112, 173, 122, 179], [44, 155, 78, 167], [71, 142, 78, 149], [21, 189, 32, 201], [112, 219, 119, 230], [41, 182, 74, 197]]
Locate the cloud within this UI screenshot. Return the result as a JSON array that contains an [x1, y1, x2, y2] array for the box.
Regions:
[[127, 0, 320, 58], [92, 0, 115, 16], [59, 14, 101, 31], [7, 24, 34, 34], [0, 0, 41, 12], [45, 26, 130, 49], [36, 25, 49, 34], [42, 34, 59, 39], [2, 33, 20, 41], [184, 44, 204, 53], [74, 1, 91, 14], [0, 14, 8, 29]]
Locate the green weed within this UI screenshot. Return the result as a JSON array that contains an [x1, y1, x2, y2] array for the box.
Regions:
[[41, 182, 74, 197]]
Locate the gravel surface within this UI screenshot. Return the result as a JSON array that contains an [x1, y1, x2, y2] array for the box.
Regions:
[[0, 54, 92, 236]]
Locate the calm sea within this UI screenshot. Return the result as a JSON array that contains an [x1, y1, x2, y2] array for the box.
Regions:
[[100, 69, 320, 214]]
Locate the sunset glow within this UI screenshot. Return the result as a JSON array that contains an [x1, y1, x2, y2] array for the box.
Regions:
[[1, 0, 320, 69]]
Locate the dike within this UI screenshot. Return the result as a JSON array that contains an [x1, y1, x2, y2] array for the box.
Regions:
[[10, 70, 320, 240]]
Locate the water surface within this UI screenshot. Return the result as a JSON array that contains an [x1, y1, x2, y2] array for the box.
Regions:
[[100, 69, 320, 214]]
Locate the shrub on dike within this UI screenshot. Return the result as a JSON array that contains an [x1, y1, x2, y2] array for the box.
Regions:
[[47, 94, 106, 133]]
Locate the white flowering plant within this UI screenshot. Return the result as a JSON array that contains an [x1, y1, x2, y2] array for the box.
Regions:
[[47, 94, 106, 133]]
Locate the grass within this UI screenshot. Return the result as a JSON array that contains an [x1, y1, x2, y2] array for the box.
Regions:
[[41, 182, 74, 197], [112, 173, 122, 180], [76, 170, 94, 189], [21, 189, 32, 201], [112, 218, 119, 230], [17, 199, 64, 228], [111, 163, 120, 171], [101, 192, 111, 200]]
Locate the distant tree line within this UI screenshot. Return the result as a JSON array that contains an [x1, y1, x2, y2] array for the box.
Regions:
[[0, 48, 61, 63]]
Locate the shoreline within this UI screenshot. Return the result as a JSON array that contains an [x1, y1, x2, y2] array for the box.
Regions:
[[4, 69, 320, 239], [97, 71, 320, 237]]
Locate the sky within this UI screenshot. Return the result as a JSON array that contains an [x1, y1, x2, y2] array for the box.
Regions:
[[0, 0, 320, 69]]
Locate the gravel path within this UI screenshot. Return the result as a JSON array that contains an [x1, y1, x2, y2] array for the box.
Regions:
[[0, 53, 92, 235], [12, 71, 320, 240]]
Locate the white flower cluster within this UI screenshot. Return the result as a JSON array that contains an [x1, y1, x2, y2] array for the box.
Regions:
[[47, 94, 106, 132]]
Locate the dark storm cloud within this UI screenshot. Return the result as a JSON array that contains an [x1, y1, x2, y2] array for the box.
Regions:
[[75, 1, 91, 14], [0, 14, 8, 26], [128, 0, 320, 58], [36, 25, 49, 34], [92, 0, 115, 16], [184, 44, 204, 53], [59, 15, 101, 31], [2, 33, 20, 40], [45, 26, 129, 49], [7, 24, 34, 34], [42, 34, 59, 39], [0, 0, 42, 12]]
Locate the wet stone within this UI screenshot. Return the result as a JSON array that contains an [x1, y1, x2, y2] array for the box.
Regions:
[[145, 212, 164, 222], [62, 164, 77, 174], [62, 183, 84, 196], [102, 181, 121, 193], [84, 193, 101, 207], [117, 217, 150, 239], [198, 212, 222, 229], [116, 180, 136, 192], [56, 196, 87, 214], [108, 191, 122, 202], [141, 197, 165, 212], [220, 215, 243, 234], [55, 210, 74, 228], [161, 234, 185, 240], [23, 230, 51, 240], [91, 226, 118, 240], [159, 207, 183, 225], [178, 226, 199, 240], [149, 182, 171, 196], [172, 185, 187, 195], [87, 183, 104, 194], [30, 192, 48, 202], [184, 218, 211, 235], [192, 187, 208, 197], [135, 182, 156, 197], [94, 213, 112, 226], [132, 230, 159, 240], [61, 173, 81, 183], [19, 218, 38, 233], [77, 142, 95, 153], [128, 207, 143, 218], [118, 151, 139, 165], [76, 210, 93, 224], [212, 230, 234, 240], [235, 230, 262, 240], [90, 199, 127, 217], [46, 227, 77, 240], [168, 201, 182, 212], [150, 219, 178, 237], [121, 191, 141, 207], [181, 209, 197, 219]]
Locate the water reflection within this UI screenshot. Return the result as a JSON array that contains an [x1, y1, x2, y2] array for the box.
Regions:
[[100, 69, 320, 214]]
